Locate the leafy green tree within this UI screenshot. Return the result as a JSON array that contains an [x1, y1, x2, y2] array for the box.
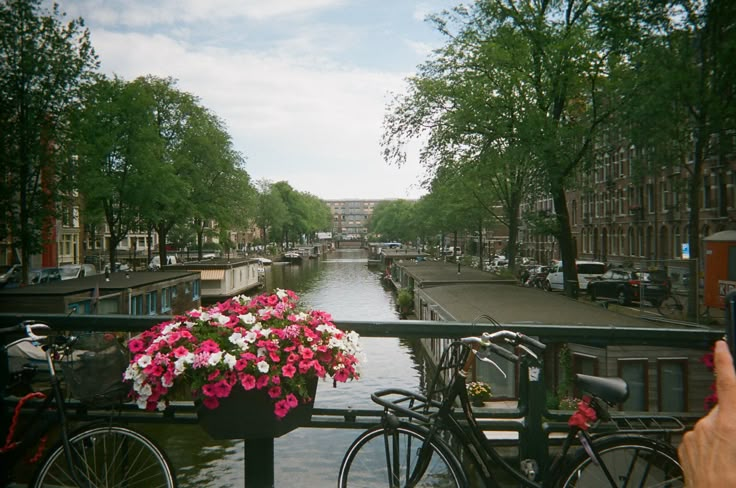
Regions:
[[72, 76, 162, 270], [0, 0, 97, 283], [369, 200, 418, 243], [254, 180, 289, 247], [384, 0, 626, 296]]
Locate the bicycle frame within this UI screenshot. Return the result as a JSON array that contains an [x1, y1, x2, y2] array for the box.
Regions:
[[2, 326, 91, 487]]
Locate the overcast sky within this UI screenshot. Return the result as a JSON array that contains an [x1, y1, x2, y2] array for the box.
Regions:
[[59, 0, 456, 200]]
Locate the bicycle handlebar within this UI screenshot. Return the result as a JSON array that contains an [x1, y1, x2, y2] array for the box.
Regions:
[[462, 330, 546, 355]]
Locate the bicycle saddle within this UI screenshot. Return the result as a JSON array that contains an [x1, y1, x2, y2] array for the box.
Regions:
[[575, 374, 629, 405]]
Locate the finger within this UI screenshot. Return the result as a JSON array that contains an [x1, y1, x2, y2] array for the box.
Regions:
[[714, 341, 736, 403]]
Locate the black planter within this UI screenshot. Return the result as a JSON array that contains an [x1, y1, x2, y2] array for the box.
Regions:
[[197, 377, 318, 440]]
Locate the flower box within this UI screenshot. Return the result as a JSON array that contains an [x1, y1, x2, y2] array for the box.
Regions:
[[197, 377, 318, 440], [124, 289, 362, 435]]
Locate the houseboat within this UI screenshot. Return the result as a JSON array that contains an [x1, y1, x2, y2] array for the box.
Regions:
[[282, 251, 303, 264], [166, 258, 262, 304], [0, 271, 202, 316]]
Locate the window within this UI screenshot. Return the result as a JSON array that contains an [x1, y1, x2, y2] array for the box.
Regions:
[[703, 175, 712, 208], [193, 280, 201, 300], [658, 359, 687, 412], [619, 359, 648, 411], [161, 287, 171, 312], [131, 295, 144, 315], [573, 353, 598, 397], [171, 286, 178, 300], [147, 291, 157, 315]]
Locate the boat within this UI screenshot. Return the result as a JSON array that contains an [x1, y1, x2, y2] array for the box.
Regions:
[[254, 257, 273, 265], [282, 251, 303, 264]]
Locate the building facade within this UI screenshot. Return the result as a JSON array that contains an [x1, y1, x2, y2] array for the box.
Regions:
[[324, 199, 385, 241]]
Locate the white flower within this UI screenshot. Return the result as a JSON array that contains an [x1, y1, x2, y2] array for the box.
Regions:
[[216, 314, 230, 325], [257, 360, 270, 373], [295, 312, 309, 322], [162, 323, 180, 335], [136, 398, 148, 409], [257, 347, 267, 358], [224, 353, 237, 369], [244, 331, 257, 343], [276, 289, 288, 299], [137, 355, 152, 368], [157, 400, 167, 411], [139, 384, 152, 396], [208, 351, 223, 366], [238, 312, 256, 324], [123, 365, 138, 380]]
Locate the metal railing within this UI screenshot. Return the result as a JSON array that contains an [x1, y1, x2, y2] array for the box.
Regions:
[[1, 313, 722, 486]]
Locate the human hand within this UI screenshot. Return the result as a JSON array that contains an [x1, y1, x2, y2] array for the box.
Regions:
[[679, 340, 736, 487]]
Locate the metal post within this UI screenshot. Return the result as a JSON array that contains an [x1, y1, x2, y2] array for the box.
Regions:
[[244, 439, 274, 487], [518, 359, 547, 473]]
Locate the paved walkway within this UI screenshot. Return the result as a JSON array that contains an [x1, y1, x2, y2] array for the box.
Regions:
[[399, 261, 700, 328]]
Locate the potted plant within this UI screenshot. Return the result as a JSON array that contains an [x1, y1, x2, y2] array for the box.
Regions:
[[467, 381, 493, 407], [397, 288, 414, 317], [124, 289, 362, 439]]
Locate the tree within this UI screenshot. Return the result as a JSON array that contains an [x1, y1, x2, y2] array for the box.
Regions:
[[72, 76, 162, 270], [254, 180, 289, 247], [383, 1, 625, 296], [0, 0, 97, 283], [369, 200, 418, 243]]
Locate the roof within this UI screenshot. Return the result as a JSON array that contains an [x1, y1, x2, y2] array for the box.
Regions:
[[0, 271, 200, 296]]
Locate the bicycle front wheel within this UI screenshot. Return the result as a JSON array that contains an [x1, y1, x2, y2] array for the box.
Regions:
[[658, 295, 684, 320], [557, 435, 683, 487], [31, 424, 176, 488], [338, 422, 466, 488]]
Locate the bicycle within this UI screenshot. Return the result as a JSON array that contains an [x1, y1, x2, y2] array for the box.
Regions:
[[338, 329, 683, 487], [1, 320, 177, 487], [656, 290, 684, 320]]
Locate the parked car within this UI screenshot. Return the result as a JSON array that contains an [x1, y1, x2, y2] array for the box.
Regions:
[[0, 264, 21, 287], [104, 262, 131, 273], [545, 260, 606, 291], [148, 255, 177, 270], [59, 264, 97, 280], [29, 267, 62, 285], [588, 268, 671, 306]]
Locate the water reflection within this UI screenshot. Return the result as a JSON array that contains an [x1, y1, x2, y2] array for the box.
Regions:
[[156, 249, 425, 487]]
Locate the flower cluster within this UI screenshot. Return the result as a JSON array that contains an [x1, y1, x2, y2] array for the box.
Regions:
[[466, 381, 493, 402], [558, 396, 582, 410], [124, 289, 362, 418], [568, 395, 598, 431]]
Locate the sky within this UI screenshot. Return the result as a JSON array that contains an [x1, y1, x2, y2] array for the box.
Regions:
[[58, 0, 458, 201]]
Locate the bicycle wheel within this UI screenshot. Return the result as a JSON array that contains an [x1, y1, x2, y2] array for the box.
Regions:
[[338, 422, 467, 488], [31, 424, 176, 488], [658, 295, 684, 320], [557, 435, 683, 488]]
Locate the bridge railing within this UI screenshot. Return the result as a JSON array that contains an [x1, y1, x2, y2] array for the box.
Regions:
[[1, 313, 722, 485]]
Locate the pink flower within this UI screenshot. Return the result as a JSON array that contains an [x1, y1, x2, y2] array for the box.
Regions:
[[202, 397, 219, 409], [197, 339, 220, 354], [213, 380, 232, 398], [256, 375, 269, 389], [268, 386, 282, 398], [267, 294, 279, 306], [274, 399, 290, 418], [240, 374, 256, 390], [201, 383, 217, 397], [234, 358, 249, 371], [172, 346, 190, 358], [128, 338, 145, 353], [300, 347, 314, 360], [269, 351, 281, 363], [281, 363, 297, 378], [285, 393, 298, 408]]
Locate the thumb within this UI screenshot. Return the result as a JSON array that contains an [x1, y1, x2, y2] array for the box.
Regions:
[[715, 340, 736, 403]]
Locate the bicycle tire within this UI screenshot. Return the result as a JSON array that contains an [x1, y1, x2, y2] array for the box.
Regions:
[[337, 422, 467, 488], [657, 295, 684, 320], [556, 434, 683, 488], [31, 423, 177, 488]]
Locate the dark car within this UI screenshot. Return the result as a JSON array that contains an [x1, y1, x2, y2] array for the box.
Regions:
[[588, 268, 670, 306], [29, 267, 62, 285]]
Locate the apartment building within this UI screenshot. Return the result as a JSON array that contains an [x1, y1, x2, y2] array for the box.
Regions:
[[520, 142, 736, 268], [325, 199, 385, 241]]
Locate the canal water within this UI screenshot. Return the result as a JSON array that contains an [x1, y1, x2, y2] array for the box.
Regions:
[[151, 249, 425, 487]]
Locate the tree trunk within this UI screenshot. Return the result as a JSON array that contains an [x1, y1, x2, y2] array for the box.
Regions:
[[686, 125, 705, 321], [552, 188, 578, 298]]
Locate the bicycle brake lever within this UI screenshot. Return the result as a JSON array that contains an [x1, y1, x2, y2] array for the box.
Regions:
[[475, 350, 507, 379], [518, 344, 538, 362]]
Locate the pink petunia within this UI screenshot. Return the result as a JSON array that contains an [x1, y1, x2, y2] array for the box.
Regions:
[[208, 371, 221, 381], [285, 393, 299, 408], [172, 346, 190, 358], [281, 363, 297, 378], [197, 339, 221, 354], [267, 294, 279, 306], [213, 380, 232, 398], [202, 396, 219, 409], [235, 358, 249, 371], [299, 347, 314, 360], [128, 338, 145, 353], [269, 351, 281, 363], [201, 383, 217, 397], [240, 374, 256, 390], [274, 399, 290, 418], [334, 368, 350, 382], [256, 375, 269, 389], [268, 386, 282, 398]]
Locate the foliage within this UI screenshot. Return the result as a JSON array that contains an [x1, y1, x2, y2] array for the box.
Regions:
[[397, 288, 414, 308], [466, 381, 492, 402], [0, 0, 97, 283], [125, 289, 362, 418], [369, 200, 417, 242]]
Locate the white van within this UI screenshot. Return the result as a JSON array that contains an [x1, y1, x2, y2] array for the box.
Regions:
[[59, 264, 97, 280], [545, 260, 606, 291], [149, 255, 178, 270]]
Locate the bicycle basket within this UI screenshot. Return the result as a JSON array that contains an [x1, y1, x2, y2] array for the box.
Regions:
[[424, 340, 472, 410], [61, 332, 129, 407]]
